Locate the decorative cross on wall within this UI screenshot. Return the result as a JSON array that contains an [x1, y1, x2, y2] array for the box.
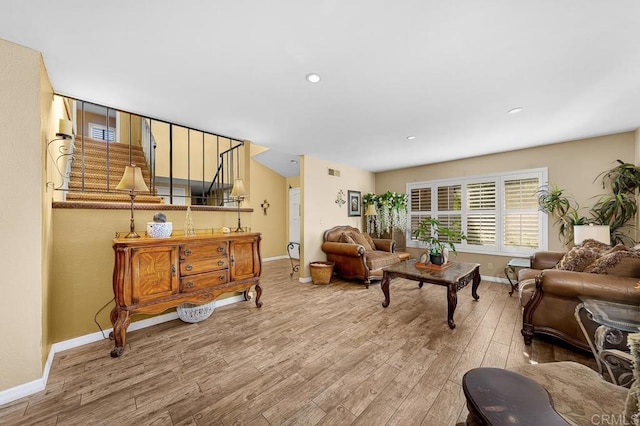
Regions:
[[261, 199, 270, 215], [335, 190, 346, 207]]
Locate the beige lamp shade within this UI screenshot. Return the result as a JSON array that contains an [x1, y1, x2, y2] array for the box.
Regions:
[[230, 178, 247, 198], [116, 165, 150, 193], [365, 204, 378, 216], [574, 224, 611, 246]]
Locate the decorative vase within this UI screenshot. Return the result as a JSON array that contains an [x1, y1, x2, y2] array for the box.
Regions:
[[430, 253, 444, 266]]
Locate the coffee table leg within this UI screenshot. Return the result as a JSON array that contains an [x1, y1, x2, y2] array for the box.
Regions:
[[381, 272, 391, 308], [447, 283, 457, 329], [471, 267, 480, 301]]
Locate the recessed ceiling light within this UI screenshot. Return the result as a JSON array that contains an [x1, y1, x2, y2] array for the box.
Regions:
[[305, 73, 321, 83], [508, 107, 524, 114], [406, 135, 416, 140]]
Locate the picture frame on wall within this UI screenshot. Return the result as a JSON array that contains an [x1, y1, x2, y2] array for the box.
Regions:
[[347, 190, 362, 217]]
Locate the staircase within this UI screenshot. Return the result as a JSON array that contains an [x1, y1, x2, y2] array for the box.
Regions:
[[66, 138, 164, 204]]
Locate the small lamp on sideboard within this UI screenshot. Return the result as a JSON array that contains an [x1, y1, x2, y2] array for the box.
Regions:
[[231, 178, 247, 232], [116, 165, 150, 238]]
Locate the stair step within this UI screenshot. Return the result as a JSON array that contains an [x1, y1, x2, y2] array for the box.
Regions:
[[69, 170, 151, 182], [66, 192, 165, 204], [73, 152, 147, 166], [74, 138, 147, 153], [70, 161, 151, 176]]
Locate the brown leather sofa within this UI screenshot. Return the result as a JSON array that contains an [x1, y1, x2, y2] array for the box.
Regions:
[[321, 225, 401, 287], [519, 247, 640, 351]]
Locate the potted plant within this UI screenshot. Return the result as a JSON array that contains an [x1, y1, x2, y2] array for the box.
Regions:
[[537, 160, 640, 246], [414, 217, 467, 265]]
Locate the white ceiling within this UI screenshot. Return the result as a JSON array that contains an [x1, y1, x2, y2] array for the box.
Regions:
[[2, 1, 640, 173]]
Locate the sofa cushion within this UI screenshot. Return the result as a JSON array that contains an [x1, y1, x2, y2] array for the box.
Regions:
[[342, 232, 356, 245], [365, 251, 400, 270], [363, 233, 377, 250], [350, 232, 374, 251], [583, 249, 640, 277], [511, 362, 627, 426], [555, 246, 602, 272]]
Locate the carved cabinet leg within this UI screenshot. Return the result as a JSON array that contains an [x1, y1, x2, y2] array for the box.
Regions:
[[254, 283, 263, 308], [110, 309, 131, 358], [471, 268, 480, 301]]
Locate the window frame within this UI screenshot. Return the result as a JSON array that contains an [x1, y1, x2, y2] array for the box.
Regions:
[[406, 167, 548, 257]]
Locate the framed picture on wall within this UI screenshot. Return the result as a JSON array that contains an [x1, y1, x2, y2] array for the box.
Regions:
[[348, 190, 362, 217]]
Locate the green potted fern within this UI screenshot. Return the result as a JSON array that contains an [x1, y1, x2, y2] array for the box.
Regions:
[[414, 218, 467, 265]]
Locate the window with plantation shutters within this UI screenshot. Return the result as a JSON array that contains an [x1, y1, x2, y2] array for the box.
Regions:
[[406, 168, 547, 256], [503, 177, 540, 249], [89, 123, 115, 142], [467, 181, 496, 247]]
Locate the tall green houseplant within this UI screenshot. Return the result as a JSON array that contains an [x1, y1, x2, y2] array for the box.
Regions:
[[537, 160, 640, 246]]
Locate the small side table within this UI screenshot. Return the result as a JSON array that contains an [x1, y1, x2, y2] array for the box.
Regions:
[[575, 297, 639, 387], [505, 257, 531, 296], [287, 242, 300, 278]]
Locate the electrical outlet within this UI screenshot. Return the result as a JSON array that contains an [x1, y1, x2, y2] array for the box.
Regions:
[[487, 262, 494, 270]]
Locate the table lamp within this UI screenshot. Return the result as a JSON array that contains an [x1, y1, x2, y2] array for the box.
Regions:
[[365, 203, 378, 234], [573, 224, 611, 246], [231, 178, 247, 232], [116, 165, 150, 238]]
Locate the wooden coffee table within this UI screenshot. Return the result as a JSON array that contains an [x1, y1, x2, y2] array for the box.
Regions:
[[463, 368, 568, 425], [381, 259, 480, 329]]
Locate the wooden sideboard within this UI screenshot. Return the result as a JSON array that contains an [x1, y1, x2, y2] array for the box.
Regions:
[[110, 232, 262, 357]]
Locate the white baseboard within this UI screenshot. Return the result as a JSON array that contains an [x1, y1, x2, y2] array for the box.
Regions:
[[263, 255, 289, 262], [299, 276, 312, 283], [0, 378, 45, 407], [0, 294, 246, 406], [481, 275, 510, 285]]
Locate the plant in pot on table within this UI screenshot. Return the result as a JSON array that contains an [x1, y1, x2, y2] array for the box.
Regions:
[[414, 218, 467, 265]]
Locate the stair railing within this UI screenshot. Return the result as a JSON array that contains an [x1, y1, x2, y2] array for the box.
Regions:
[[206, 142, 244, 206]]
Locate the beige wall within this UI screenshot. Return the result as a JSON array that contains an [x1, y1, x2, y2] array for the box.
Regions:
[[249, 153, 287, 259], [375, 132, 636, 278], [301, 156, 375, 278], [0, 38, 46, 391]]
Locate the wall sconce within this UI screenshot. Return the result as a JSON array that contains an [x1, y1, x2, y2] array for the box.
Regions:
[[116, 165, 150, 238], [231, 178, 247, 232]]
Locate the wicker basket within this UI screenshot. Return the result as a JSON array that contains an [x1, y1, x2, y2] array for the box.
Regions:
[[177, 301, 216, 323], [309, 261, 335, 285]]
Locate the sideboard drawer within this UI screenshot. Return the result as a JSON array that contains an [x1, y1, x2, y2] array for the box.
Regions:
[[181, 270, 229, 292], [180, 256, 229, 275], [180, 242, 228, 260]]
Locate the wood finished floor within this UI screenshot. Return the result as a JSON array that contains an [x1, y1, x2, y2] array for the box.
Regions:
[[0, 259, 595, 426]]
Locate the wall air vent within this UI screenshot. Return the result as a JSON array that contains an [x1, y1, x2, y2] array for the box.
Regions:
[[328, 168, 341, 177]]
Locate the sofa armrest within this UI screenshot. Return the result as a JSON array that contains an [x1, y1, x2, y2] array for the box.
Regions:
[[537, 270, 640, 302], [321, 241, 365, 257], [518, 268, 541, 282], [530, 251, 565, 270], [372, 239, 395, 253]]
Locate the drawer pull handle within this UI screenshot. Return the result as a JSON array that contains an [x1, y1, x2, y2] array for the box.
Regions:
[[185, 264, 193, 271], [186, 281, 195, 288], [219, 275, 225, 281], [217, 260, 225, 266], [217, 246, 224, 252], [171, 265, 176, 276], [184, 249, 192, 256]]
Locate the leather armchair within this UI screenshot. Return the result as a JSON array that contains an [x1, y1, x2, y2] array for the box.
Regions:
[[321, 225, 399, 288], [519, 250, 640, 351]]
